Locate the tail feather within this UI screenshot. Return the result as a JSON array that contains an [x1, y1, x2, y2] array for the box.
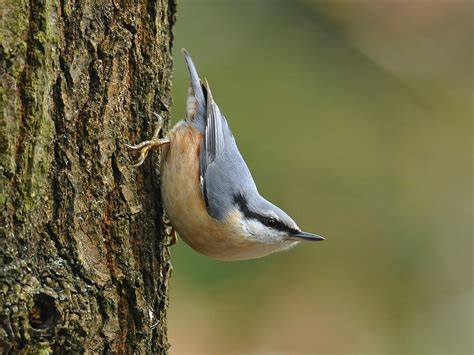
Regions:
[[182, 49, 206, 130]]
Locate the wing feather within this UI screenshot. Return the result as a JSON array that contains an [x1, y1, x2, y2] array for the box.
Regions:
[[201, 80, 231, 178], [199, 81, 258, 220]]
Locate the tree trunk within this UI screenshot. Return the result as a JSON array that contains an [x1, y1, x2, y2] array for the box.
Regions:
[[0, 0, 176, 353]]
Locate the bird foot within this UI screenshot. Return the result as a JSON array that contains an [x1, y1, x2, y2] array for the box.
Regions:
[[125, 138, 170, 166], [163, 228, 178, 247], [126, 112, 170, 166]]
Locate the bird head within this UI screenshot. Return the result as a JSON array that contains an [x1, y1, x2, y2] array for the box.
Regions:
[[233, 192, 324, 246]]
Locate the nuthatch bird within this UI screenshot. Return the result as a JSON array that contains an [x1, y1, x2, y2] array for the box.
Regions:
[[127, 49, 324, 261]]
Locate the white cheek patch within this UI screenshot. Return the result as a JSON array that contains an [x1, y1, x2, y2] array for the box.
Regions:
[[240, 219, 287, 244], [241, 219, 264, 238]]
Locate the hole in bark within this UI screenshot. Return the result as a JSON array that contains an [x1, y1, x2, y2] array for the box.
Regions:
[[29, 293, 59, 330], [2, 254, 13, 265]]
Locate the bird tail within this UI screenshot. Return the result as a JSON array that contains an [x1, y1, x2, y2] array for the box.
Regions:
[[182, 48, 206, 131]]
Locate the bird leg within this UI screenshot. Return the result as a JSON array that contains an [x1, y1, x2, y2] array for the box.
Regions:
[[126, 112, 170, 167]]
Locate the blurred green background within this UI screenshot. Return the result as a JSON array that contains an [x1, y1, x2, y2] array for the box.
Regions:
[[167, 1, 472, 353]]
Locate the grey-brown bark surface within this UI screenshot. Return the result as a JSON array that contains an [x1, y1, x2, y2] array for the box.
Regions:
[[0, 0, 176, 353]]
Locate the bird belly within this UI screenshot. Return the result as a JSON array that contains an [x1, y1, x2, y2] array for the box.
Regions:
[[160, 123, 288, 260]]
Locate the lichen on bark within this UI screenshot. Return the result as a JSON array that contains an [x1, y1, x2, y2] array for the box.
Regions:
[[0, 0, 177, 353]]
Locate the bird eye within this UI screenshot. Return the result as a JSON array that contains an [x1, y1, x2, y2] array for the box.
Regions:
[[267, 217, 277, 227]]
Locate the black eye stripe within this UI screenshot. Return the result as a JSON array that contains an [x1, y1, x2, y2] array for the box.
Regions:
[[269, 219, 298, 234], [233, 193, 267, 224], [233, 193, 299, 234]]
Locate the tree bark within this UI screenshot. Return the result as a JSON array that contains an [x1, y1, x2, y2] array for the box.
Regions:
[[0, 0, 176, 353]]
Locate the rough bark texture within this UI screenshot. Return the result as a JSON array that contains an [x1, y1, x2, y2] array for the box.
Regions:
[[0, 0, 176, 353]]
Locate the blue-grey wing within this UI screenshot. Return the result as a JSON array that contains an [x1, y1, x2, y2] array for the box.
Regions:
[[200, 82, 258, 220], [181, 50, 257, 220]]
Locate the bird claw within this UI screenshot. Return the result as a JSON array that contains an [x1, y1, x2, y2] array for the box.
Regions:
[[163, 228, 178, 246], [151, 111, 164, 125], [126, 113, 170, 166], [126, 138, 169, 167], [124, 143, 140, 150]]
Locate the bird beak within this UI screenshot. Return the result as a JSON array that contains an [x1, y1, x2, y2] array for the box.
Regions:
[[288, 231, 325, 242]]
